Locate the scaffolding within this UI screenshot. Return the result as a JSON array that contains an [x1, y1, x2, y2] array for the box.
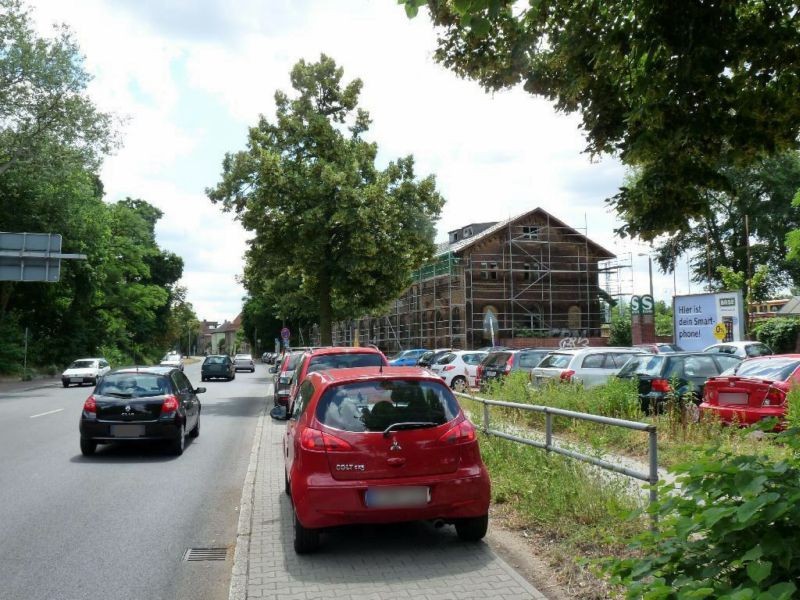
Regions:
[[332, 213, 621, 352]]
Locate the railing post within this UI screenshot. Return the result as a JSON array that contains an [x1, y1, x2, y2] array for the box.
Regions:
[[482, 398, 490, 433], [545, 409, 552, 453], [648, 427, 659, 530]]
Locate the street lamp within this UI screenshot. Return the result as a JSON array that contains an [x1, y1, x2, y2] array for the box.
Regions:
[[637, 253, 654, 299]]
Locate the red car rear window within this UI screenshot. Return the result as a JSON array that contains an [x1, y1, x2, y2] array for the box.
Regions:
[[316, 379, 460, 433], [734, 358, 800, 381], [307, 353, 384, 372]]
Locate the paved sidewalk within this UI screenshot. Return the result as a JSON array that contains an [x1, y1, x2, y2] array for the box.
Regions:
[[230, 408, 548, 600]]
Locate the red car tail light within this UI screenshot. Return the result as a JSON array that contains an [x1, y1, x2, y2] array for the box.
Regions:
[[763, 387, 786, 407], [83, 395, 97, 414], [651, 379, 671, 393], [161, 394, 179, 414], [559, 369, 575, 382], [504, 355, 514, 373], [300, 428, 353, 452], [438, 420, 476, 445], [442, 365, 456, 372]]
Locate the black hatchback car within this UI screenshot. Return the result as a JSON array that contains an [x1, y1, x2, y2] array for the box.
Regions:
[[79, 367, 203, 457], [616, 352, 743, 415], [476, 348, 552, 388], [201, 354, 236, 381]]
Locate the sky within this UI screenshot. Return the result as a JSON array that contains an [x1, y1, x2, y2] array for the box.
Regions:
[[26, 0, 694, 322]]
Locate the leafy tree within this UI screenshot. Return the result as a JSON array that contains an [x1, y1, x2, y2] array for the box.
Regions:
[[654, 300, 672, 337], [608, 306, 631, 346], [751, 317, 800, 354], [651, 152, 800, 302], [401, 0, 800, 240], [0, 0, 117, 177], [208, 55, 444, 345]]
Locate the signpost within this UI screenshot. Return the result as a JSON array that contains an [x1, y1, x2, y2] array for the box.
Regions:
[[0, 232, 87, 282], [673, 291, 744, 351], [280, 327, 290, 349]]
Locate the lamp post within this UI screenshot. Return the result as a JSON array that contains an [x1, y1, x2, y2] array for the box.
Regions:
[[638, 253, 654, 299]]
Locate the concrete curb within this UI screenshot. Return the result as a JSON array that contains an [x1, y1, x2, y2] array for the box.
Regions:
[[229, 403, 266, 600]]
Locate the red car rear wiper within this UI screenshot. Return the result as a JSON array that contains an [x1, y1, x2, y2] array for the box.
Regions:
[[382, 422, 438, 437]]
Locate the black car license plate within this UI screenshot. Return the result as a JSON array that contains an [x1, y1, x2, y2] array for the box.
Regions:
[[110, 424, 145, 437], [485, 369, 497, 377]]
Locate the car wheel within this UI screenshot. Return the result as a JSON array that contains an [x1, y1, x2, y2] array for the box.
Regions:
[[293, 508, 319, 554], [170, 424, 186, 456], [189, 413, 200, 438], [284, 469, 291, 497], [62, 381, 69, 388], [201, 375, 206, 382], [231, 373, 236, 380], [455, 515, 488, 542], [80, 437, 96, 456], [451, 376, 467, 393]]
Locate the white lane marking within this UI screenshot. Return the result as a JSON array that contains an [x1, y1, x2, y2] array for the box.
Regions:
[[29, 408, 64, 419]]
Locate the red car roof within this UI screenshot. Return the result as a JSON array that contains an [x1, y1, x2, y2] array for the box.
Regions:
[[306, 346, 385, 356], [308, 366, 444, 386]]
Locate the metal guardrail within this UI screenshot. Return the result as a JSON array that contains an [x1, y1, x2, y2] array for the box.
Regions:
[[455, 391, 659, 526]]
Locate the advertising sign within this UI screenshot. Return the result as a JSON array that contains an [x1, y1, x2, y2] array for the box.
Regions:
[[673, 291, 745, 351]]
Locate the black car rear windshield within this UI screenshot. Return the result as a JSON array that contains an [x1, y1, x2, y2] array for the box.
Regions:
[[316, 379, 460, 433], [729, 358, 800, 381], [617, 355, 665, 377], [96, 373, 171, 398], [308, 353, 384, 372], [204, 356, 228, 364], [483, 352, 512, 367]]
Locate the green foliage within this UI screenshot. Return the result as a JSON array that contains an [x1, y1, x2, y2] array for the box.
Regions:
[[786, 388, 800, 431], [655, 300, 673, 337], [403, 1, 800, 241], [208, 55, 444, 344], [602, 428, 800, 598], [608, 306, 631, 347], [751, 317, 800, 354], [0, 314, 24, 374], [0, 0, 117, 176]]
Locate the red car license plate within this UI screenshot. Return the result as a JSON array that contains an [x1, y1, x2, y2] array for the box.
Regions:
[[365, 486, 430, 508]]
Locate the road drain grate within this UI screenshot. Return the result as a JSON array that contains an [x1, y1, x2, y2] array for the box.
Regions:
[[183, 547, 228, 562]]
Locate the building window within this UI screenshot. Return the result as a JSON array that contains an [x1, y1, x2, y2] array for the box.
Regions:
[[451, 231, 459, 243], [463, 227, 473, 238], [523, 263, 532, 281], [489, 262, 498, 280], [452, 307, 461, 334], [480, 261, 488, 279], [522, 225, 540, 240]]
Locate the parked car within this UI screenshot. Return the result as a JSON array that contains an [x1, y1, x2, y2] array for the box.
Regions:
[[700, 354, 800, 426], [530, 347, 646, 389], [272, 350, 306, 406], [634, 343, 682, 354], [475, 348, 552, 388], [616, 352, 743, 415], [417, 348, 453, 368], [159, 352, 184, 371], [275, 366, 491, 553], [388, 349, 428, 366], [429, 350, 488, 392], [703, 341, 773, 359], [201, 354, 236, 381], [61, 358, 111, 387], [285, 346, 389, 409], [78, 366, 203, 456], [233, 353, 256, 372]]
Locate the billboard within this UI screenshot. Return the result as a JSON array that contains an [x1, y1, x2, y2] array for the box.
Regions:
[[673, 291, 745, 351]]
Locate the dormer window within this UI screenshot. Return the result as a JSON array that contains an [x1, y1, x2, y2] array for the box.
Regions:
[[450, 231, 460, 243], [463, 227, 473, 238]]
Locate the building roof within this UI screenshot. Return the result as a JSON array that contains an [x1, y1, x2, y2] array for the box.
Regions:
[[777, 296, 800, 315], [436, 207, 615, 259]]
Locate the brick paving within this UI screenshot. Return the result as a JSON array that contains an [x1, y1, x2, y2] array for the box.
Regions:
[[230, 407, 547, 600]]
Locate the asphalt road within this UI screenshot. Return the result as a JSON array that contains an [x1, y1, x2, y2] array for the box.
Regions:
[[0, 360, 269, 600]]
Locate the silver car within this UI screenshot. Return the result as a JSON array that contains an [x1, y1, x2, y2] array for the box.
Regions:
[[233, 353, 255, 372]]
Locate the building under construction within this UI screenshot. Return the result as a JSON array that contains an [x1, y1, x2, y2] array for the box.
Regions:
[[332, 207, 618, 352]]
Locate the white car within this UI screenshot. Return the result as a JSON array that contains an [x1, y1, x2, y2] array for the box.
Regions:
[[703, 341, 773, 359], [233, 353, 256, 372], [429, 350, 488, 392], [160, 352, 184, 371], [61, 358, 111, 387], [530, 347, 646, 389]]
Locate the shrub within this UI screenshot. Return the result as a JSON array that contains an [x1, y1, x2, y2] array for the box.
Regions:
[[752, 317, 800, 353], [602, 426, 800, 598], [0, 315, 24, 375]]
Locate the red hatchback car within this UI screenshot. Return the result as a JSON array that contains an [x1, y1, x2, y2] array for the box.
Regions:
[[279, 367, 491, 553], [700, 354, 800, 426]]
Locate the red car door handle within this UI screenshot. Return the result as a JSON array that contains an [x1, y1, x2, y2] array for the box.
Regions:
[[386, 457, 406, 467]]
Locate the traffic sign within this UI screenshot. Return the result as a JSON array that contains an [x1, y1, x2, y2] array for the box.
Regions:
[[280, 327, 290, 341], [713, 322, 727, 341]]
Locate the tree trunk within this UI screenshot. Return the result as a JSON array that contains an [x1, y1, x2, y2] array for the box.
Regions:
[[318, 271, 333, 346]]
